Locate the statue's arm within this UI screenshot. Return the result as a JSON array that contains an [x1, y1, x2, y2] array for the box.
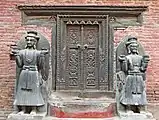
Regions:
[[140, 55, 150, 72], [37, 49, 49, 81], [118, 55, 128, 73], [11, 46, 23, 67], [40, 49, 49, 55], [38, 49, 48, 68], [15, 52, 23, 68], [37, 49, 48, 70]]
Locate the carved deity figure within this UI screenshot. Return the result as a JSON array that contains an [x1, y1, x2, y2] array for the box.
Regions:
[[118, 36, 149, 113], [12, 31, 49, 115]]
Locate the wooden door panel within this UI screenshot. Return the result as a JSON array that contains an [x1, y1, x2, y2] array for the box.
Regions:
[[66, 25, 81, 89], [56, 15, 110, 91], [83, 25, 99, 89], [66, 48, 81, 88]]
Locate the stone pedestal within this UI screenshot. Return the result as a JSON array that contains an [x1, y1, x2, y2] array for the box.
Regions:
[[118, 111, 155, 120], [7, 112, 47, 120], [48, 92, 116, 118], [42, 116, 119, 120]]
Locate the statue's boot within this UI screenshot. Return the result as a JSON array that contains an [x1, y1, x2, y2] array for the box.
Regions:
[[139, 106, 146, 114], [30, 107, 37, 115], [140, 111, 146, 114], [126, 110, 134, 114], [17, 107, 25, 115], [17, 111, 25, 115], [126, 105, 134, 114]]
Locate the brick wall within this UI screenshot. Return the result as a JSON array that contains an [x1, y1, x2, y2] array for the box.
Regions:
[[0, 0, 159, 119]]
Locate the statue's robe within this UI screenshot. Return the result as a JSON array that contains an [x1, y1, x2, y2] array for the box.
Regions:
[[14, 49, 45, 106], [120, 54, 147, 105]]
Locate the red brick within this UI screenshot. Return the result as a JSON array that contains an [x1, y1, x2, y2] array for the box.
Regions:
[[0, 0, 158, 118]]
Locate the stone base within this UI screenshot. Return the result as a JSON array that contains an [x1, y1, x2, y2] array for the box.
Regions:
[[42, 116, 119, 120], [48, 92, 116, 118], [7, 112, 47, 120], [118, 111, 156, 120]]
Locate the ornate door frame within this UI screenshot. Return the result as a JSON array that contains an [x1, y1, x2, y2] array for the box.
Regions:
[[55, 15, 113, 92]]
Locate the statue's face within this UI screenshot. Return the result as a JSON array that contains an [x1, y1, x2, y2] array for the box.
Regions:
[[129, 43, 138, 53], [26, 36, 36, 48]]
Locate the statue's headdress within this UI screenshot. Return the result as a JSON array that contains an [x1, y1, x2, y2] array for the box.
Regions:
[[25, 31, 40, 49], [125, 36, 138, 47], [25, 31, 40, 41], [125, 35, 139, 54]]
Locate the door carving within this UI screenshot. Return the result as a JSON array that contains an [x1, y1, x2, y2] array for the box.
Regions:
[[56, 15, 111, 91]]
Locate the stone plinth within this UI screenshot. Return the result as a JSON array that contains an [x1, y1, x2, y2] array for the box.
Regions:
[[48, 92, 116, 118], [43, 116, 119, 120], [7, 112, 47, 120], [118, 111, 155, 120]]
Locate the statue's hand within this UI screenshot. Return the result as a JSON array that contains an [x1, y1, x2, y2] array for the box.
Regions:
[[140, 55, 150, 71], [143, 55, 150, 63], [11, 49, 19, 56], [11, 44, 20, 56], [118, 55, 126, 61], [41, 48, 49, 55]]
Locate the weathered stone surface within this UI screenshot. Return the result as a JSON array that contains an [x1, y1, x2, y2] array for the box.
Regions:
[[118, 111, 155, 120], [43, 116, 119, 120], [48, 92, 116, 118], [116, 36, 151, 116], [11, 31, 50, 114], [7, 112, 46, 120]]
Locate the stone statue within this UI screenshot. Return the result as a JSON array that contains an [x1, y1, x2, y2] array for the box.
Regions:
[[116, 36, 150, 114], [12, 31, 50, 115]]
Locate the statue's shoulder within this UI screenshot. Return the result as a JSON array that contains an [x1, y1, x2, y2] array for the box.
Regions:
[[126, 54, 142, 59], [137, 54, 143, 59], [18, 49, 25, 55], [34, 49, 42, 56], [125, 54, 131, 59]]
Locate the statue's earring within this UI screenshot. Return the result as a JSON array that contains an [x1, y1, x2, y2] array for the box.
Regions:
[[127, 47, 131, 54], [33, 45, 36, 49]]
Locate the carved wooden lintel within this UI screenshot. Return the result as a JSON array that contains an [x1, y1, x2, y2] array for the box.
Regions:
[[17, 5, 147, 28]]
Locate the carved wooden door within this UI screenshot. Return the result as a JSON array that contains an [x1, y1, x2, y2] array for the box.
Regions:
[[82, 25, 98, 90], [56, 15, 111, 91]]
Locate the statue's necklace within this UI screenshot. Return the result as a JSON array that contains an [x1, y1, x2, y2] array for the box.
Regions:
[[25, 49, 35, 63]]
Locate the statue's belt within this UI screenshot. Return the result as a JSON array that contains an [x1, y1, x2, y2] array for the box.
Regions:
[[128, 72, 144, 75], [22, 65, 38, 71]]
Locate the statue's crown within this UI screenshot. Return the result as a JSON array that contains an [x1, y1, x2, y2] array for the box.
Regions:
[[25, 31, 40, 40], [125, 36, 138, 46]]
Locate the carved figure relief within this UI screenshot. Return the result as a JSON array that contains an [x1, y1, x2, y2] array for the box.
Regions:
[[116, 35, 150, 114], [11, 31, 50, 115]]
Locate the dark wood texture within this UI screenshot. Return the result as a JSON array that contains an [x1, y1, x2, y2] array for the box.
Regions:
[[18, 5, 147, 27]]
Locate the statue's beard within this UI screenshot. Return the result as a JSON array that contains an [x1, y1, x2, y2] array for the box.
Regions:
[[25, 44, 36, 49], [127, 48, 138, 54], [131, 49, 138, 54]]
